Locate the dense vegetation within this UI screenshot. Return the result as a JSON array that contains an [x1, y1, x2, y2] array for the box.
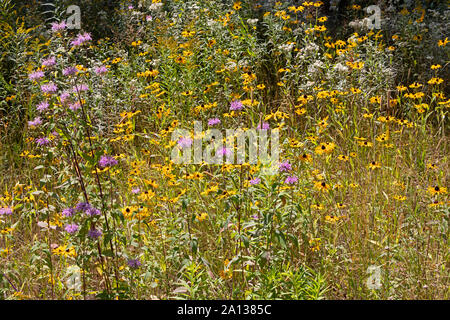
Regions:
[[0, 0, 448, 300]]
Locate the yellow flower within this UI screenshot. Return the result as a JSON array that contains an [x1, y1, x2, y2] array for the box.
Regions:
[[52, 245, 76, 257], [346, 61, 364, 70], [427, 186, 447, 195], [314, 142, 336, 155], [325, 215, 345, 223], [299, 153, 312, 162], [256, 83, 266, 90], [427, 163, 437, 170], [175, 56, 186, 64], [111, 57, 122, 64], [196, 212, 208, 222], [375, 133, 389, 142], [309, 238, 321, 252], [358, 140, 373, 147], [121, 206, 136, 219], [317, 116, 328, 130], [369, 96, 381, 104], [12, 291, 30, 300], [138, 190, 156, 202], [336, 203, 347, 209], [131, 40, 142, 47], [428, 78, 444, 85], [181, 30, 196, 38], [314, 181, 331, 192], [295, 108, 307, 116], [207, 39, 216, 47], [201, 185, 219, 196], [0, 227, 14, 235], [0, 248, 10, 257], [368, 161, 381, 170], [181, 90, 193, 96], [428, 200, 444, 208], [437, 37, 449, 47]]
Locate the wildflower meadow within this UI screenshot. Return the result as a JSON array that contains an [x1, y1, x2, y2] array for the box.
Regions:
[[0, 0, 448, 300]]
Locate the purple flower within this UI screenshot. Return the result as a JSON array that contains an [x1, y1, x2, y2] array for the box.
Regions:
[[36, 137, 50, 146], [257, 122, 270, 130], [71, 32, 92, 47], [86, 207, 101, 217], [63, 66, 78, 76], [28, 71, 45, 81], [81, 33, 92, 42], [75, 202, 91, 212], [98, 155, 118, 168], [94, 65, 108, 75], [0, 207, 12, 215], [217, 147, 232, 157], [62, 208, 75, 217], [41, 82, 58, 94], [69, 102, 81, 111], [37, 100, 49, 112], [65, 223, 79, 234], [284, 176, 298, 185], [51, 21, 66, 32], [146, 15, 153, 21], [71, 38, 82, 47], [230, 100, 243, 111], [279, 161, 292, 172], [208, 118, 221, 126], [88, 228, 102, 239], [42, 56, 56, 67], [28, 117, 42, 128], [59, 92, 70, 104], [132, 187, 141, 194], [72, 84, 89, 93], [177, 137, 193, 149], [127, 259, 142, 269], [249, 177, 261, 185]]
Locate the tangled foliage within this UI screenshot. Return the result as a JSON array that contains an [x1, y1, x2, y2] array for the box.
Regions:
[[0, 0, 448, 300]]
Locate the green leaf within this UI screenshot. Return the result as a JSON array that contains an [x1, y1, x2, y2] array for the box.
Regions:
[[191, 238, 198, 254]]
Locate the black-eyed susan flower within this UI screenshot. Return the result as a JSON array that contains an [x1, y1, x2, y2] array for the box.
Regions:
[[427, 186, 447, 195], [368, 161, 381, 170], [314, 181, 330, 192], [315, 142, 336, 155]]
